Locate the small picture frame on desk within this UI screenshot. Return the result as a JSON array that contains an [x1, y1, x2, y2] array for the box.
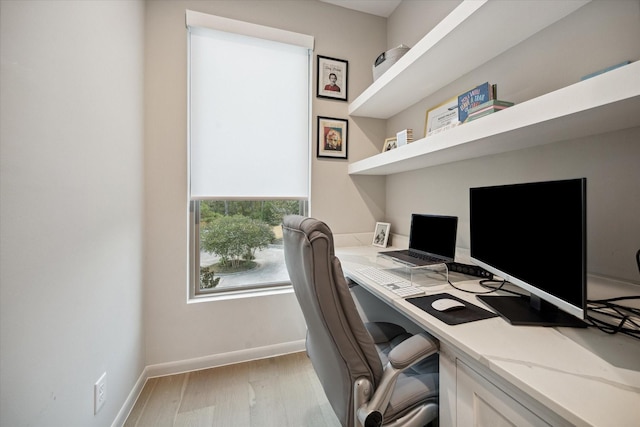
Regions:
[[372, 222, 391, 248]]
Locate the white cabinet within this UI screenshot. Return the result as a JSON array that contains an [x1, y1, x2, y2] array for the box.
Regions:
[[347, 0, 640, 176], [456, 360, 551, 427]]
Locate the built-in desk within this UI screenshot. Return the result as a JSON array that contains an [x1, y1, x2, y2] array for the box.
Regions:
[[337, 246, 640, 426]]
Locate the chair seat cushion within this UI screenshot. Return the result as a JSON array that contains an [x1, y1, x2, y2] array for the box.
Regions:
[[365, 322, 411, 345]]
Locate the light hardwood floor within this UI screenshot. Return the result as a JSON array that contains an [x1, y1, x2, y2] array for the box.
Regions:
[[124, 351, 341, 427]]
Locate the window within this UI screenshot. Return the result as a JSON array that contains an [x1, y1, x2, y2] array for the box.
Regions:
[[186, 11, 313, 298]]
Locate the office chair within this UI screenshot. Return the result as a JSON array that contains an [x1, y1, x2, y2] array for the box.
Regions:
[[282, 215, 439, 427]]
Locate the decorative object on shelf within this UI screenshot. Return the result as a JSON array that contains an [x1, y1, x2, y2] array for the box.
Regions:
[[425, 97, 459, 138], [383, 137, 397, 152], [396, 129, 413, 146], [317, 55, 348, 101], [317, 116, 348, 159], [464, 99, 515, 123], [580, 60, 632, 81], [372, 222, 391, 247], [457, 82, 496, 123], [372, 44, 411, 81]]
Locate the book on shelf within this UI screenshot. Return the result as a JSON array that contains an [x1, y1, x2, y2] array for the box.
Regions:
[[464, 99, 514, 123], [465, 109, 500, 123], [457, 82, 496, 123], [396, 128, 413, 146], [580, 60, 631, 81]]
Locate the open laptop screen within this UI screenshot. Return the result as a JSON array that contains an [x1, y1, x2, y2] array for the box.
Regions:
[[409, 214, 458, 259]]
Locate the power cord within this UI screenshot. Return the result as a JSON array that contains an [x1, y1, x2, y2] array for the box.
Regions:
[[585, 296, 640, 340], [447, 278, 527, 297], [447, 251, 640, 341]]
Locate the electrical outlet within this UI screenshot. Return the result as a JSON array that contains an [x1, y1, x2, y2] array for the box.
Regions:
[[94, 372, 106, 414]]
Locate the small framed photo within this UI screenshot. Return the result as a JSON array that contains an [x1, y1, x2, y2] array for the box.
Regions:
[[317, 116, 348, 159], [383, 137, 397, 152], [372, 222, 391, 248], [317, 55, 348, 101]]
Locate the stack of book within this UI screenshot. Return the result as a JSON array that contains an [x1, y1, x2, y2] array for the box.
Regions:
[[396, 128, 414, 146], [457, 82, 497, 123], [464, 99, 514, 123]]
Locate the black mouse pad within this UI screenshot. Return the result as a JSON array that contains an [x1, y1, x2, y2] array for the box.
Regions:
[[406, 293, 498, 325]]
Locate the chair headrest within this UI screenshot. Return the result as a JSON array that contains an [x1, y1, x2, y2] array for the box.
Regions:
[[282, 215, 335, 257]]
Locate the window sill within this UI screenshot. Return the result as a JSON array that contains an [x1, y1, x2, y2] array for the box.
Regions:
[[188, 283, 294, 304]]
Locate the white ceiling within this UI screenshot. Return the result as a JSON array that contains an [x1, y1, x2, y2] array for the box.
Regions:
[[318, 0, 402, 17]]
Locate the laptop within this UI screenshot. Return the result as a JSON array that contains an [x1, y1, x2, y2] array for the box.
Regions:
[[379, 214, 458, 266]]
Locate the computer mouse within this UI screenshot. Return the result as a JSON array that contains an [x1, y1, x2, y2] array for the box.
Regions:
[[431, 298, 466, 312]]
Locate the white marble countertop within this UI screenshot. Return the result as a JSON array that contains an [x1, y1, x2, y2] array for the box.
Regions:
[[337, 245, 640, 426]]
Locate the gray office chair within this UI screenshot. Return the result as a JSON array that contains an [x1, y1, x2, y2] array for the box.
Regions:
[[282, 215, 439, 427]]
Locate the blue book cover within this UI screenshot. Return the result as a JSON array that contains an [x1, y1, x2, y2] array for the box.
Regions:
[[458, 82, 493, 123]]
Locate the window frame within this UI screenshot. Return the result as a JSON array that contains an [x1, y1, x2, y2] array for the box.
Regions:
[[185, 12, 313, 301], [189, 199, 308, 300]]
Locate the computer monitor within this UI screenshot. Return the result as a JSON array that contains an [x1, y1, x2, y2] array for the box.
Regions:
[[470, 178, 587, 327]]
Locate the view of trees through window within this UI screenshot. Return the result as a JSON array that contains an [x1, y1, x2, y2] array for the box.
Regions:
[[197, 200, 306, 292]]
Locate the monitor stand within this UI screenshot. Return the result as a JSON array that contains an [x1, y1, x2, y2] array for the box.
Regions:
[[477, 295, 587, 328]]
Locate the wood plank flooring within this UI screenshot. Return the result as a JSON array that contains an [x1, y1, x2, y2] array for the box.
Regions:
[[124, 351, 341, 427]]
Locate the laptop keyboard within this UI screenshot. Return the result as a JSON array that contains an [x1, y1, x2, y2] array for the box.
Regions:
[[355, 267, 425, 298], [408, 251, 443, 262]]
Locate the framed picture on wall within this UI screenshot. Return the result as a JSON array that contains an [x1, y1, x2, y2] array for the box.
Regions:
[[372, 222, 391, 248], [317, 116, 348, 159], [317, 55, 348, 101]]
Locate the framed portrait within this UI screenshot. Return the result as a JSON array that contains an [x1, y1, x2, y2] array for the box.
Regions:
[[317, 116, 348, 159], [383, 137, 397, 152], [372, 222, 391, 248], [317, 55, 348, 101], [424, 96, 459, 138]]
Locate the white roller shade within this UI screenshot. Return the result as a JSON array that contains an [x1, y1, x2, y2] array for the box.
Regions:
[[188, 14, 312, 200]]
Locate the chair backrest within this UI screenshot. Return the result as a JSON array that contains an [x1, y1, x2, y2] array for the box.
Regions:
[[282, 215, 383, 426]]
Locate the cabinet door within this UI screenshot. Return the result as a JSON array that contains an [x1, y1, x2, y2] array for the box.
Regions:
[[456, 360, 550, 427]]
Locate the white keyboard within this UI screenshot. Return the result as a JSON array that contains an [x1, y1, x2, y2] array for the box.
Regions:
[[355, 267, 425, 298]]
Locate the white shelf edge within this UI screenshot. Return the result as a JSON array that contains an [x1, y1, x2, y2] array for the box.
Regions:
[[348, 61, 640, 176], [348, 0, 486, 118], [348, 0, 591, 119]]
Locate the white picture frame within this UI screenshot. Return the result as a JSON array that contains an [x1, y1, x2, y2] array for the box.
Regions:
[[372, 222, 391, 248]]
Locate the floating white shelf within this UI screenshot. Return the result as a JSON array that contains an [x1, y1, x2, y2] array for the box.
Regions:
[[348, 0, 591, 119], [348, 61, 640, 176]]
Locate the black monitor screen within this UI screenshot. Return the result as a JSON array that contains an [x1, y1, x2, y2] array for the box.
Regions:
[[470, 178, 587, 325]]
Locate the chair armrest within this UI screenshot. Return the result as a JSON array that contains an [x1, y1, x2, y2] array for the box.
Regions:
[[357, 333, 438, 425], [387, 333, 438, 370]]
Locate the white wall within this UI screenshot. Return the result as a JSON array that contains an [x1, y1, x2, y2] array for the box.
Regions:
[[382, 0, 640, 284], [0, 1, 145, 426], [143, 1, 387, 366]]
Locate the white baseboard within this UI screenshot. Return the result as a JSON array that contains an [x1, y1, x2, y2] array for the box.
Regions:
[[112, 368, 148, 427], [112, 340, 306, 427], [144, 339, 306, 378]]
